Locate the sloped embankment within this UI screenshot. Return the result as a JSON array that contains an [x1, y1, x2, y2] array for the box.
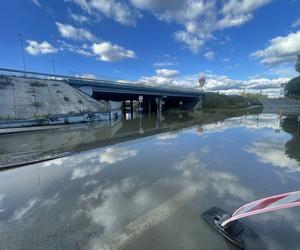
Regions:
[[0, 76, 107, 120]]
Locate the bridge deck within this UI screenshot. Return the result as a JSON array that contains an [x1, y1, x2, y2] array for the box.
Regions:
[[0, 68, 203, 99]]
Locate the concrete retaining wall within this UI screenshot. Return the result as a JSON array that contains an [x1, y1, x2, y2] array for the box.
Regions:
[[0, 75, 109, 120]]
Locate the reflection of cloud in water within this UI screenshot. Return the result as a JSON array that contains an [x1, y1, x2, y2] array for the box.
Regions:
[[72, 164, 106, 180], [244, 133, 300, 172], [190, 114, 282, 135], [41, 158, 65, 168], [250, 209, 300, 250], [99, 147, 138, 164], [42, 193, 60, 207], [0, 193, 5, 214], [71, 146, 138, 180], [156, 133, 178, 140], [155, 133, 178, 146], [86, 152, 253, 250], [11, 198, 38, 221]]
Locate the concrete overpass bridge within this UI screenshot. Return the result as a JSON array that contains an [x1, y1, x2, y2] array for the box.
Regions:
[[0, 68, 204, 114], [68, 78, 204, 113]]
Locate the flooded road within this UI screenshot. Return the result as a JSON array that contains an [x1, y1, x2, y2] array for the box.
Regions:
[[0, 112, 300, 249]]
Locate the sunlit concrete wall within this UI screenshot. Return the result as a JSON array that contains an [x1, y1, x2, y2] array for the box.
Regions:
[[0, 76, 109, 120]]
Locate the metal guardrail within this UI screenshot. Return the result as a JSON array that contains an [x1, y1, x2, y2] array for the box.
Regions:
[[0, 67, 203, 94]]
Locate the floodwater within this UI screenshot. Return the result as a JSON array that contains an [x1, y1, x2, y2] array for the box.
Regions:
[[0, 112, 300, 250]]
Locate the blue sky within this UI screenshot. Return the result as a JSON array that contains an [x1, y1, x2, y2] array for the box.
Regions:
[[1, 0, 300, 96]]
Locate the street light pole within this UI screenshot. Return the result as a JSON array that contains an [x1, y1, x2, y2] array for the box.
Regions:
[[18, 33, 27, 72]]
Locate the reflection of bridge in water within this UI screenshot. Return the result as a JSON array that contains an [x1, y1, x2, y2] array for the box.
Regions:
[[0, 111, 238, 169]]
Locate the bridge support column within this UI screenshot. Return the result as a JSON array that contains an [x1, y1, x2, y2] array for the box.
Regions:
[[122, 100, 126, 117], [130, 100, 134, 118], [148, 100, 151, 115], [156, 97, 162, 116]]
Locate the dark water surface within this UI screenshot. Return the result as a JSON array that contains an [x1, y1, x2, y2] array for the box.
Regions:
[[0, 112, 300, 250]]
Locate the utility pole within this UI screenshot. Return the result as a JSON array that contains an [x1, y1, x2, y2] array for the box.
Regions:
[[18, 33, 27, 72]]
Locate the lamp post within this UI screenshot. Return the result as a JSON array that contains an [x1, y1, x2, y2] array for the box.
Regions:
[[18, 33, 27, 72]]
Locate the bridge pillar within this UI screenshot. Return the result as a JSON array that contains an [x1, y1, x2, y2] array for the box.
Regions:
[[122, 100, 126, 117], [156, 97, 163, 116], [148, 100, 151, 115], [130, 100, 134, 118]]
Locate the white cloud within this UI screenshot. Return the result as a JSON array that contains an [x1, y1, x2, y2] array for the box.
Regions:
[[217, 0, 268, 28], [25, 40, 58, 55], [138, 71, 290, 97], [73, 0, 142, 25], [74, 0, 92, 13], [217, 13, 252, 29], [130, 0, 271, 53], [56, 22, 95, 41], [91, 42, 136, 62], [75, 73, 97, 79], [153, 61, 176, 67], [139, 75, 174, 86], [251, 31, 300, 66], [70, 0, 270, 52], [174, 30, 205, 53], [139, 68, 179, 86], [32, 0, 41, 7], [203, 51, 215, 60], [291, 18, 300, 28], [58, 40, 94, 56], [69, 13, 89, 23], [156, 69, 178, 77]]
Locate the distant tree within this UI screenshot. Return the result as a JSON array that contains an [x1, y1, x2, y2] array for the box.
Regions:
[[295, 55, 300, 75], [285, 76, 300, 97], [285, 55, 300, 98]]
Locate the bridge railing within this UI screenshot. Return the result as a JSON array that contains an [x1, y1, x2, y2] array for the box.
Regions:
[[0, 67, 203, 94]]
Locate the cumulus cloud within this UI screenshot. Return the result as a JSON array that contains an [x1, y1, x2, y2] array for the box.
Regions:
[[139, 68, 178, 86], [156, 69, 178, 77], [251, 31, 300, 66], [291, 18, 300, 28], [91, 42, 136, 62], [75, 73, 97, 79], [58, 40, 94, 57], [130, 0, 271, 52], [73, 0, 142, 25], [69, 0, 270, 52], [25, 40, 58, 55], [69, 12, 89, 23], [138, 71, 289, 97], [203, 51, 215, 60], [56, 22, 95, 41], [153, 61, 177, 67]]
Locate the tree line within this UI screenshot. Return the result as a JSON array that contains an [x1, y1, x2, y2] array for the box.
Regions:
[[285, 55, 300, 98]]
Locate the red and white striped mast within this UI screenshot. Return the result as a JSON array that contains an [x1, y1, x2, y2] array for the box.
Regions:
[[198, 73, 206, 91]]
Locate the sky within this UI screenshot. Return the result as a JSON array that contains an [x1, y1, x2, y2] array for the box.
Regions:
[[1, 0, 300, 97]]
